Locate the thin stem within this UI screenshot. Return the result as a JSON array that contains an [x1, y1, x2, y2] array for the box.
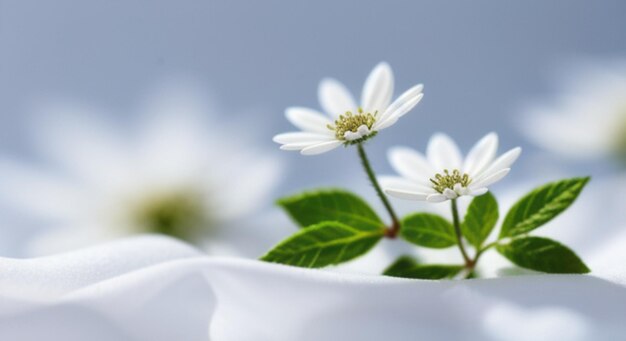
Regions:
[[356, 143, 400, 238], [450, 199, 472, 267]]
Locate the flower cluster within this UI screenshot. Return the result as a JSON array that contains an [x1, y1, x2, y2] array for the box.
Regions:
[[264, 62, 590, 279]]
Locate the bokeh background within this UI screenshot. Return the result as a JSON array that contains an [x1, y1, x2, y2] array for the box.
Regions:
[[0, 0, 625, 259]]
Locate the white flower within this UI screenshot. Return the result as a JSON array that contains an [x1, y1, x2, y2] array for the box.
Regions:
[[273, 62, 424, 155], [380, 133, 521, 203], [521, 61, 626, 161], [0, 81, 282, 256]]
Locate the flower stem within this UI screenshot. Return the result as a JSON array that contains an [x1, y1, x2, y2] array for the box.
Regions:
[[450, 199, 472, 267], [357, 143, 400, 238]]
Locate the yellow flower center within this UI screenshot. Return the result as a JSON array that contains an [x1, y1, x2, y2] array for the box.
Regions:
[[430, 169, 471, 193], [132, 190, 210, 242], [327, 108, 377, 141]]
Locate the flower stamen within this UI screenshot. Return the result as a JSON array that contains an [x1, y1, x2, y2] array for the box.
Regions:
[[430, 169, 471, 193], [327, 108, 377, 142]]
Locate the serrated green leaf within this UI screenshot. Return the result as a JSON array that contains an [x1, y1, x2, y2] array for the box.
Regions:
[[400, 213, 456, 248], [462, 192, 499, 248], [499, 177, 590, 238], [496, 236, 590, 274], [277, 189, 383, 231], [383, 257, 463, 279], [261, 221, 384, 268]]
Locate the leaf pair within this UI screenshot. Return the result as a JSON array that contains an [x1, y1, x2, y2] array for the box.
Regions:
[[495, 177, 590, 274], [261, 190, 386, 268]]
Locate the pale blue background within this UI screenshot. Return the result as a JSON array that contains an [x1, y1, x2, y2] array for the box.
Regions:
[[1, 0, 625, 194]]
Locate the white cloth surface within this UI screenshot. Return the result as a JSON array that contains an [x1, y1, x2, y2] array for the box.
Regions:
[[0, 235, 624, 341]]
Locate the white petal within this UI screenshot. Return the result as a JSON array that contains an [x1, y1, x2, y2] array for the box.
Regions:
[[453, 183, 463, 193], [387, 146, 436, 185], [469, 187, 489, 196], [279, 143, 317, 151], [378, 175, 436, 194], [273, 132, 333, 144], [427, 193, 449, 203], [285, 107, 333, 134], [463, 133, 498, 176], [300, 140, 343, 155], [443, 188, 458, 199], [475, 147, 522, 180], [361, 62, 394, 114], [375, 84, 424, 128], [427, 133, 463, 171], [470, 168, 510, 189], [357, 125, 370, 136], [373, 93, 424, 131], [344, 131, 360, 141], [384, 188, 429, 201], [318, 78, 357, 118]]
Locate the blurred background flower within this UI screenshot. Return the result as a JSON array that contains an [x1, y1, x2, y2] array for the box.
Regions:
[[521, 60, 626, 165], [0, 80, 284, 257]]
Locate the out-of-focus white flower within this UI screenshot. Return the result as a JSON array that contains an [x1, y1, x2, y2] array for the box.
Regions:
[[273, 62, 424, 155], [380, 133, 521, 203], [521, 61, 626, 161], [0, 81, 282, 256]]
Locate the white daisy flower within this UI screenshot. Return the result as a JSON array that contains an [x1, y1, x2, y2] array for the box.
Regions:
[[521, 61, 626, 162], [0, 81, 282, 256], [273, 62, 424, 155], [380, 133, 521, 203]]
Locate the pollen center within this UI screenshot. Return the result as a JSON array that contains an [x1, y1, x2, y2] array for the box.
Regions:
[[430, 169, 471, 193], [327, 108, 377, 141]]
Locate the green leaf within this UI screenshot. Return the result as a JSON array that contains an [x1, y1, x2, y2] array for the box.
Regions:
[[499, 177, 590, 238], [462, 192, 499, 248], [261, 221, 384, 268], [496, 236, 590, 274], [383, 256, 463, 279], [400, 213, 456, 248], [277, 189, 383, 231]]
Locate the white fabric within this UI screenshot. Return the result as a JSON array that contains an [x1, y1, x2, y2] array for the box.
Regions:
[[0, 235, 624, 341]]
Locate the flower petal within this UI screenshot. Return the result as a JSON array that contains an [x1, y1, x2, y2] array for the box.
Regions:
[[426, 193, 448, 203], [373, 93, 424, 131], [300, 140, 343, 155], [475, 147, 521, 181], [375, 84, 424, 128], [463, 133, 498, 176], [470, 168, 510, 189], [427, 133, 462, 171], [469, 187, 489, 196], [285, 107, 334, 134], [443, 188, 458, 199], [378, 175, 436, 194], [279, 143, 317, 151], [272, 132, 333, 145], [387, 147, 436, 186], [361, 62, 394, 114], [318, 78, 357, 118], [384, 188, 429, 201]]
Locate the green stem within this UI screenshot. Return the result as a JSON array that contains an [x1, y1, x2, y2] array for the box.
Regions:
[[357, 143, 400, 238], [450, 199, 472, 267]]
